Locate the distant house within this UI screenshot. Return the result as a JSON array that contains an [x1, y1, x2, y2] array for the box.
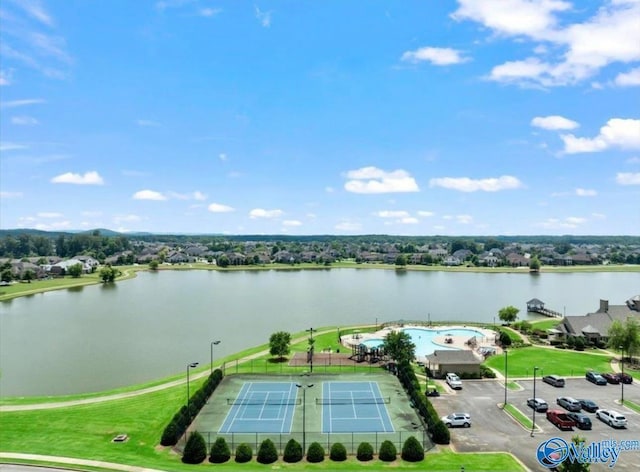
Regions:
[[443, 256, 462, 266], [559, 296, 640, 344], [50, 258, 92, 275], [425, 350, 482, 378]]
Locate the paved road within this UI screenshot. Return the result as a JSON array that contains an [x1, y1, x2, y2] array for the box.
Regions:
[[433, 378, 640, 472]]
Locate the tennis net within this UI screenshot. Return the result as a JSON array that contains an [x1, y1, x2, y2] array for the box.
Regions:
[[315, 397, 391, 405], [226, 398, 302, 406]]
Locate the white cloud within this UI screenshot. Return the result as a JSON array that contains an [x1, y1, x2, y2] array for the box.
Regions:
[[538, 216, 587, 229], [335, 221, 362, 232], [531, 115, 579, 130], [132, 189, 167, 200], [113, 214, 141, 224], [283, 220, 302, 227], [399, 217, 419, 224], [561, 118, 640, 153], [0, 98, 45, 108], [51, 171, 104, 185], [451, 0, 570, 39], [417, 210, 435, 217], [249, 208, 284, 219], [37, 212, 63, 218], [167, 190, 208, 200], [429, 175, 523, 192], [11, 115, 39, 125], [208, 203, 235, 213], [199, 7, 221, 17], [325, 186, 335, 193], [0, 70, 12, 85], [344, 166, 419, 194], [455, 0, 640, 87], [0, 191, 23, 198], [374, 210, 410, 218], [575, 188, 597, 196], [136, 119, 161, 127], [255, 6, 272, 27], [626, 157, 640, 164], [82, 211, 102, 217], [614, 67, 640, 87], [616, 172, 640, 185], [401, 47, 469, 65], [219, 153, 228, 161], [14, 0, 55, 27], [0, 141, 28, 151]]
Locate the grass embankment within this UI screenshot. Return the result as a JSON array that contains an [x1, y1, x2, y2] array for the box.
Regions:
[[0, 325, 526, 471], [503, 404, 536, 431]]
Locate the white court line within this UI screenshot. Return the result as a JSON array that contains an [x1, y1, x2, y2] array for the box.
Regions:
[[219, 381, 252, 433]]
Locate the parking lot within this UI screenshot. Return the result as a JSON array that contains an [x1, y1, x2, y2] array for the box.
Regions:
[[431, 377, 640, 471]]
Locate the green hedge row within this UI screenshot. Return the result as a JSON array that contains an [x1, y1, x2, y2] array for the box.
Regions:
[[160, 368, 224, 446], [182, 437, 424, 464], [397, 361, 450, 445]]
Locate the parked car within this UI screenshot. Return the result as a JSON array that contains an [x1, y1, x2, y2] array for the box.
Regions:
[[596, 409, 627, 428], [602, 372, 620, 384], [616, 372, 633, 384], [556, 396, 581, 412], [445, 372, 463, 390], [578, 399, 599, 413], [586, 371, 607, 385], [542, 375, 565, 387], [546, 409, 576, 430], [567, 412, 592, 430], [441, 412, 471, 428], [527, 398, 549, 412]]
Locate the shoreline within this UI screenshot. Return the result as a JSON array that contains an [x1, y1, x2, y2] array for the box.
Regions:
[[1, 262, 638, 302]]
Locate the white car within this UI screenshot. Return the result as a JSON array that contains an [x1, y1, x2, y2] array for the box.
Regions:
[[445, 373, 462, 390], [596, 409, 627, 428], [441, 412, 471, 428]]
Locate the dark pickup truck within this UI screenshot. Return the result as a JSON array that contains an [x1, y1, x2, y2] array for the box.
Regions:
[[547, 409, 577, 430]]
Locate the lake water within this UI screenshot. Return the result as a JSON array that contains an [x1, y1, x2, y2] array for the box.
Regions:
[[1, 269, 638, 396]]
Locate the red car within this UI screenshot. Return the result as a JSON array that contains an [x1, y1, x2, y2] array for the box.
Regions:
[[602, 373, 620, 384], [616, 373, 633, 384]]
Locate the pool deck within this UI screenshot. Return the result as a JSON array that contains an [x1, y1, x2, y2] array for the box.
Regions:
[[342, 324, 499, 362]]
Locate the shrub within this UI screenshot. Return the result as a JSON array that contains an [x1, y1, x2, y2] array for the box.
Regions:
[[378, 440, 397, 462], [401, 436, 425, 462], [574, 336, 586, 351], [306, 442, 325, 463], [480, 365, 496, 378], [182, 431, 207, 464], [431, 420, 451, 444], [283, 438, 303, 463], [235, 443, 252, 463], [257, 438, 278, 464], [209, 437, 231, 463], [356, 442, 374, 461], [329, 442, 347, 461], [160, 421, 179, 446]]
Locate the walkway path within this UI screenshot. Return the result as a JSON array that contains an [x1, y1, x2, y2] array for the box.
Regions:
[[0, 453, 168, 472], [0, 328, 336, 412]]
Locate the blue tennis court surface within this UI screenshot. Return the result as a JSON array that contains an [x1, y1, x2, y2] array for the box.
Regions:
[[219, 382, 297, 433], [321, 381, 395, 433]]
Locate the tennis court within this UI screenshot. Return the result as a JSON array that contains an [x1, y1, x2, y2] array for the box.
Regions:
[[219, 381, 298, 433], [321, 381, 395, 433]]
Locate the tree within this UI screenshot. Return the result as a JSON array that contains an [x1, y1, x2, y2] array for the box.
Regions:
[[209, 437, 231, 463], [269, 331, 291, 360], [149, 260, 159, 270], [0, 269, 12, 283], [67, 263, 83, 278], [498, 305, 519, 324], [607, 316, 640, 360], [356, 442, 374, 461], [22, 269, 35, 283], [529, 256, 541, 272], [306, 442, 325, 463], [395, 254, 407, 267], [235, 443, 252, 463], [329, 442, 347, 461], [383, 330, 416, 365], [283, 438, 303, 463], [378, 440, 397, 462], [182, 431, 207, 464], [99, 265, 119, 283], [559, 435, 590, 472]]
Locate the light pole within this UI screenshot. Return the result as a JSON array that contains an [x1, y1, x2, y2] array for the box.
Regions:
[[296, 382, 314, 453], [531, 366, 539, 437], [306, 327, 315, 373], [620, 345, 625, 404], [210, 340, 221, 374], [186, 362, 199, 416], [504, 348, 508, 407]]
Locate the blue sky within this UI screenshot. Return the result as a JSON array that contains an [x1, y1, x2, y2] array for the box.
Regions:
[[1, 0, 639, 236]]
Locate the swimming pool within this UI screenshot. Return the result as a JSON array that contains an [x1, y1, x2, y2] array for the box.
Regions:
[[360, 327, 486, 357]]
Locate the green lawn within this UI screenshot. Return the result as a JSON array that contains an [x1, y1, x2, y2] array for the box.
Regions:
[[485, 346, 613, 377]]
